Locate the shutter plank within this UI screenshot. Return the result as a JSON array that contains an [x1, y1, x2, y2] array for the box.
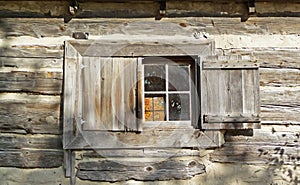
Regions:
[[82, 57, 98, 130], [101, 58, 113, 130], [112, 58, 125, 130], [205, 70, 220, 115], [229, 70, 243, 113], [219, 70, 230, 116], [124, 58, 138, 131]]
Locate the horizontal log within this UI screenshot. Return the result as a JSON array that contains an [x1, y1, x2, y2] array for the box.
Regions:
[[67, 39, 214, 57], [260, 87, 300, 109], [0, 17, 300, 39], [261, 112, 300, 125], [203, 60, 259, 69], [220, 48, 300, 69], [260, 68, 300, 87], [0, 134, 62, 150], [0, 57, 62, 71], [204, 114, 260, 123], [77, 159, 205, 182], [64, 129, 221, 149], [0, 149, 63, 168], [0, 93, 61, 134], [83, 148, 200, 158], [0, 46, 63, 58], [0, 71, 62, 94], [256, 2, 300, 16], [210, 144, 300, 165], [0, 57, 63, 94], [225, 127, 300, 146]]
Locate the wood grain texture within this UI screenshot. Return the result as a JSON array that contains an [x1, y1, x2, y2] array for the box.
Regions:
[[1, 17, 299, 39], [80, 57, 138, 131], [0, 93, 61, 134], [0, 57, 63, 94], [64, 129, 221, 149], [68, 40, 214, 57], [83, 148, 200, 158], [0, 134, 62, 150], [77, 159, 205, 182], [210, 144, 300, 165], [201, 58, 260, 130], [0, 149, 63, 168]]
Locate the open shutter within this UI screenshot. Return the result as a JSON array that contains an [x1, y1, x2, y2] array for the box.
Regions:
[[201, 56, 260, 130], [80, 57, 138, 131]]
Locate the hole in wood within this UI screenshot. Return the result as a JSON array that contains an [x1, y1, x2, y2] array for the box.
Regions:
[[188, 160, 197, 168], [145, 166, 153, 171]]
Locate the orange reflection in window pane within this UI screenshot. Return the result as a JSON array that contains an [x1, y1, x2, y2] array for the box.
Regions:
[[144, 96, 165, 121]]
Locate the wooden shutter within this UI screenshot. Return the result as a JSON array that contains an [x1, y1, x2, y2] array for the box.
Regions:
[[201, 57, 260, 130], [80, 57, 138, 131]]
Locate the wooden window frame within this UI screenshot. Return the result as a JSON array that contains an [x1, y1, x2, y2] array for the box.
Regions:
[[141, 57, 193, 127], [63, 39, 223, 151]]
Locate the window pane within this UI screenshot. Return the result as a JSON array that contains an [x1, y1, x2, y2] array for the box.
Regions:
[[168, 65, 190, 91], [144, 65, 166, 91], [169, 94, 190, 121], [144, 95, 166, 121]]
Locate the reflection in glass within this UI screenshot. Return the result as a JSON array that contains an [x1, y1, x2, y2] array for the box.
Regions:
[[144, 65, 166, 91], [169, 94, 190, 121], [168, 65, 190, 91], [144, 95, 165, 121]]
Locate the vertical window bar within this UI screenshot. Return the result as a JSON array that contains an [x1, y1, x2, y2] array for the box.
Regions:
[[165, 64, 169, 121], [188, 64, 192, 121]]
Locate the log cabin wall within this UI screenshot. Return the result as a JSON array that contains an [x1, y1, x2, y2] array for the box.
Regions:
[[0, 1, 300, 184]]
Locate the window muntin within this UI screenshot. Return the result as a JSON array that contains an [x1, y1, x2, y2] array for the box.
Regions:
[[142, 58, 192, 122]]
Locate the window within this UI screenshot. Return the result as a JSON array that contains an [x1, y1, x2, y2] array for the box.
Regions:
[[63, 39, 261, 180], [142, 57, 193, 123], [63, 40, 260, 151]]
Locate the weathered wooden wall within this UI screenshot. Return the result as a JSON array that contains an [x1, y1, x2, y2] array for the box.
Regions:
[[0, 1, 300, 184]]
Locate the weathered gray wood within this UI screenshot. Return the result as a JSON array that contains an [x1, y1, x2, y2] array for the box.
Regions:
[[0, 57, 62, 94], [0, 47, 63, 58], [225, 127, 300, 146], [0, 93, 61, 134], [220, 48, 300, 69], [203, 60, 259, 69], [83, 148, 200, 158], [77, 159, 205, 182], [64, 42, 81, 147], [260, 68, 300, 87], [64, 129, 221, 149], [201, 58, 260, 130], [167, 1, 247, 18], [67, 40, 214, 57], [261, 112, 300, 125], [0, 71, 62, 94], [261, 87, 300, 111], [0, 149, 63, 168], [210, 144, 300, 165], [0, 57, 62, 70], [80, 57, 138, 131], [1, 18, 300, 39], [204, 114, 260, 123], [0, 134, 62, 150]]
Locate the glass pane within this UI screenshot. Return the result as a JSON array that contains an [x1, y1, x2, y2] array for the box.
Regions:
[[144, 95, 166, 121], [169, 94, 190, 121], [144, 65, 166, 91], [168, 65, 190, 91], [153, 97, 164, 110]]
